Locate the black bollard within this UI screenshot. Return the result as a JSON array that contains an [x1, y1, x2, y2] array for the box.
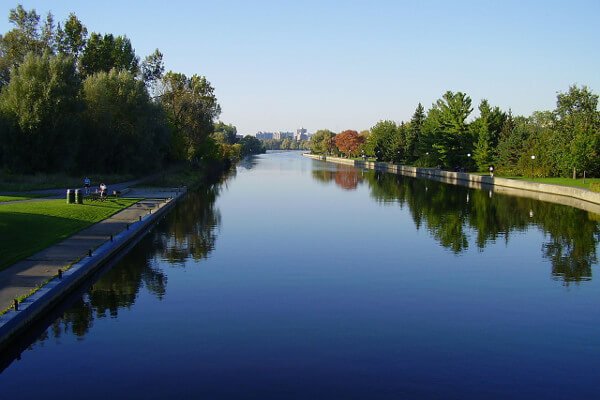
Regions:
[[126, 224, 129, 230], [110, 234, 113, 242], [58, 269, 62, 279], [14, 299, 18, 311], [88, 249, 92, 257], [139, 216, 142, 222]]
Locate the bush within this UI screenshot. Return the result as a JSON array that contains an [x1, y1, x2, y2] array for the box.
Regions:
[[590, 182, 600, 193]]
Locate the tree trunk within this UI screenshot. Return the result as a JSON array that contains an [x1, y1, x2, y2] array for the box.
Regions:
[[573, 167, 576, 180]]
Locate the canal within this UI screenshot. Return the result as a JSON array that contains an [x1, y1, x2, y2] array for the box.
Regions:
[[1, 151, 599, 399]]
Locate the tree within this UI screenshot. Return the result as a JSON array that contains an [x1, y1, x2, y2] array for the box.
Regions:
[[56, 13, 87, 59], [0, 52, 81, 172], [158, 71, 221, 164], [309, 129, 336, 154], [369, 120, 399, 161], [334, 130, 364, 157], [79, 33, 139, 77], [81, 69, 169, 172], [406, 103, 425, 163], [239, 135, 265, 156], [141, 48, 164, 89], [0, 5, 54, 87], [471, 99, 505, 170], [553, 85, 600, 177], [212, 121, 238, 145], [422, 91, 473, 169]]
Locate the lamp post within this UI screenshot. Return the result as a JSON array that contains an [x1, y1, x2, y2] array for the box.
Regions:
[[531, 155, 536, 178]]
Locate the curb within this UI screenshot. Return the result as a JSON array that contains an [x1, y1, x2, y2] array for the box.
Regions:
[[0, 189, 186, 350]]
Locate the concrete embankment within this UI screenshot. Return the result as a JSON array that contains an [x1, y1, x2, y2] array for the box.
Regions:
[[0, 187, 186, 350], [303, 153, 600, 214]]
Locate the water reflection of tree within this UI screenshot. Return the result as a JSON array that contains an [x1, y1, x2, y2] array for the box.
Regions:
[[316, 168, 599, 284], [44, 180, 225, 339], [312, 164, 362, 190]]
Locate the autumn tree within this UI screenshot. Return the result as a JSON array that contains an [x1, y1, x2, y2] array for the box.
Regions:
[[334, 130, 364, 157]]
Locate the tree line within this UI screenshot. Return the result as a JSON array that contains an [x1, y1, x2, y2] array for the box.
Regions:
[[261, 138, 310, 151], [0, 5, 263, 175], [310, 86, 600, 178]]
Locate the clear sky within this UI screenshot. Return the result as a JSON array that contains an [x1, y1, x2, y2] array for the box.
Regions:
[[2, 0, 599, 135]]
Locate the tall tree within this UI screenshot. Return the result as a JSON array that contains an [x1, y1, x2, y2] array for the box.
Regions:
[[0, 5, 53, 86], [81, 69, 169, 172], [79, 33, 139, 77], [406, 103, 425, 163], [471, 99, 506, 170], [554, 85, 600, 177], [158, 71, 221, 164], [423, 91, 473, 169], [0, 52, 81, 172], [56, 13, 87, 59]]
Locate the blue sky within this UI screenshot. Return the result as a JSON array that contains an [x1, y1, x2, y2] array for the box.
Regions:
[[2, 0, 599, 135]]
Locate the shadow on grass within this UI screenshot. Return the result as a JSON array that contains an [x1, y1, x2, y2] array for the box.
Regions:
[[0, 212, 100, 271]]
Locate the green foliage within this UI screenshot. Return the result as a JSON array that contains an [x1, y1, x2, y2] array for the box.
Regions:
[[424, 91, 473, 169], [81, 69, 170, 172], [590, 182, 600, 193], [405, 103, 425, 163], [309, 129, 336, 154], [212, 121, 238, 145], [158, 71, 221, 164], [238, 135, 266, 156], [56, 13, 87, 58], [0, 51, 81, 172], [367, 121, 403, 161], [79, 33, 139, 77]]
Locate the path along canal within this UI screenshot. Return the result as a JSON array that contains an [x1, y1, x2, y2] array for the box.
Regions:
[[1, 151, 599, 399]]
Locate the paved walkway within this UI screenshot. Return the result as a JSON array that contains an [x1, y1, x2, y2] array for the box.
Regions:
[[0, 187, 181, 312]]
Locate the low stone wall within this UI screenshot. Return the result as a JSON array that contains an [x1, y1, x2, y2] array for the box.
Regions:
[[0, 189, 186, 349], [303, 153, 600, 209]]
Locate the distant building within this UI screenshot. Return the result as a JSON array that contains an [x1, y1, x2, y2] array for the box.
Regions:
[[256, 131, 274, 140], [273, 131, 294, 140], [295, 127, 308, 141]]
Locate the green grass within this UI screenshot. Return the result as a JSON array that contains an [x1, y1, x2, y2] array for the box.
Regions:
[[0, 194, 48, 202], [498, 176, 600, 189], [0, 198, 138, 271], [0, 172, 137, 191]]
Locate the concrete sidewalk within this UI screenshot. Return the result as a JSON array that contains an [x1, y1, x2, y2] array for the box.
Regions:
[[0, 187, 182, 312]]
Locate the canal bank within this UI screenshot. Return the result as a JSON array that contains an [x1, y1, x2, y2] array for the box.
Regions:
[[304, 153, 600, 213], [0, 187, 186, 350]]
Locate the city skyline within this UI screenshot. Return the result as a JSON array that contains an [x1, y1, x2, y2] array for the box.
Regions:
[[2, 0, 599, 135]]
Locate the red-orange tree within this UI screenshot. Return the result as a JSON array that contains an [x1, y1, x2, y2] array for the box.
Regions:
[[334, 130, 365, 157]]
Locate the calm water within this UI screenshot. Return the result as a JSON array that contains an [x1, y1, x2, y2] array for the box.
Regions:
[[1, 151, 600, 399]]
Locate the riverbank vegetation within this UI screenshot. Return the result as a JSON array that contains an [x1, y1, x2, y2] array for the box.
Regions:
[[310, 86, 599, 179], [0, 5, 263, 179], [261, 138, 310, 151], [0, 197, 138, 270]]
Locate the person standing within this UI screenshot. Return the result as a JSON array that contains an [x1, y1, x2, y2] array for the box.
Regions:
[[489, 165, 495, 178], [83, 176, 91, 195], [99, 182, 107, 199]]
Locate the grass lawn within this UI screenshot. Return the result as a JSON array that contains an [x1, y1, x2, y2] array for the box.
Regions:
[[496, 176, 600, 190], [0, 198, 138, 271]]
